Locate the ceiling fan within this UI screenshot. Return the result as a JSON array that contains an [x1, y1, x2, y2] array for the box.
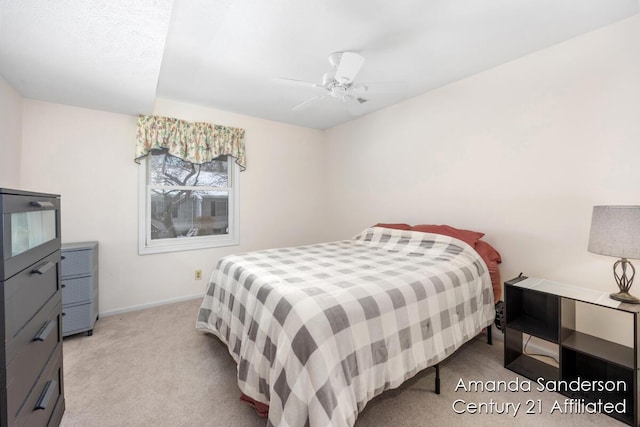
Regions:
[[275, 51, 402, 115]]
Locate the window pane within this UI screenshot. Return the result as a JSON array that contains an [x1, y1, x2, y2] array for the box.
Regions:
[[150, 189, 229, 240], [149, 152, 228, 187]]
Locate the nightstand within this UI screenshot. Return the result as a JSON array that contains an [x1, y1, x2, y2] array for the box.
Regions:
[[504, 276, 639, 426]]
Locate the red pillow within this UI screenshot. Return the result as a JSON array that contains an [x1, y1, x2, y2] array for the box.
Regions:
[[474, 240, 502, 302], [474, 240, 502, 263], [486, 260, 502, 302], [374, 223, 412, 230], [411, 224, 484, 246]]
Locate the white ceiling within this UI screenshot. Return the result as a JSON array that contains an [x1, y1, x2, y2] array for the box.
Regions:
[[0, 0, 638, 130]]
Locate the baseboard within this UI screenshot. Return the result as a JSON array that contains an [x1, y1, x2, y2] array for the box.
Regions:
[[99, 293, 204, 317]]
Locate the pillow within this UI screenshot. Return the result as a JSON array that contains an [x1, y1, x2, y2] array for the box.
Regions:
[[486, 260, 502, 302], [474, 240, 502, 302], [411, 224, 484, 246], [373, 223, 412, 230], [474, 240, 502, 263]]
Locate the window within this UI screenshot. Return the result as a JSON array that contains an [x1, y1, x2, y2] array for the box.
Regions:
[[138, 150, 239, 254]]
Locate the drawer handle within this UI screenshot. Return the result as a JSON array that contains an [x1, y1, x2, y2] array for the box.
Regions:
[[32, 261, 55, 275], [33, 321, 55, 342], [30, 201, 55, 209], [35, 380, 57, 411]]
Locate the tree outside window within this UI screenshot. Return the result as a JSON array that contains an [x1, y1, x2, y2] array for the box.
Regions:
[[139, 150, 239, 254]]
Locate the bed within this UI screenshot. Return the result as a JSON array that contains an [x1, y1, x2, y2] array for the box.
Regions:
[[196, 226, 497, 426]]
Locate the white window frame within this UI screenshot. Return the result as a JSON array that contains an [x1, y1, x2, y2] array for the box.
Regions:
[[138, 154, 240, 255]]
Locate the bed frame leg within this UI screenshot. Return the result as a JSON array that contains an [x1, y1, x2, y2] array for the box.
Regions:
[[433, 324, 491, 395]]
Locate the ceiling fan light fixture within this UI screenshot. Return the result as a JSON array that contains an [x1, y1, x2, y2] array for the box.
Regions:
[[331, 86, 347, 99]]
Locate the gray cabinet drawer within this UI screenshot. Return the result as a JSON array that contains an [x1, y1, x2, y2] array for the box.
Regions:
[[62, 303, 93, 335], [3, 251, 60, 343], [6, 299, 61, 418], [61, 249, 92, 277], [11, 349, 63, 427], [61, 276, 92, 305]]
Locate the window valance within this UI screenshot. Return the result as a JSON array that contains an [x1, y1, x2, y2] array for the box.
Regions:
[[134, 115, 246, 170]]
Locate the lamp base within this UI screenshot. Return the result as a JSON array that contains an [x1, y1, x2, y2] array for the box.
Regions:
[[610, 291, 640, 304]]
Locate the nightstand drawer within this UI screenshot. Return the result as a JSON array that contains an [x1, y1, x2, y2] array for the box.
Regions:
[[12, 349, 63, 427], [62, 303, 92, 335], [6, 300, 61, 421], [61, 276, 93, 305], [3, 251, 60, 340], [61, 248, 93, 277]]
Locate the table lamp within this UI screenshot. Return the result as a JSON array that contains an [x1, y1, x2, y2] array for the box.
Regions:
[[588, 205, 640, 304]]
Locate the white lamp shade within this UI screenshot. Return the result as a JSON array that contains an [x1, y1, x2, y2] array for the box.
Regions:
[[588, 205, 640, 260]]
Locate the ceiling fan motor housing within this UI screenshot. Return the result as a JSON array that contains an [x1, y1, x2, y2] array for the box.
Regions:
[[322, 71, 336, 86]]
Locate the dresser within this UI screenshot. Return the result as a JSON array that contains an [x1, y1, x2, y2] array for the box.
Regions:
[[0, 188, 65, 426], [61, 241, 98, 337]]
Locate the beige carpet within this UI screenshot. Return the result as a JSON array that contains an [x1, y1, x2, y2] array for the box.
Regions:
[[60, 298, 624, 427]]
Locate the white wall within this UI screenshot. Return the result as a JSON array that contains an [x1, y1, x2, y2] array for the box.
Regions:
[[324, 16, 640, 344], [20, 99, 326, 314], [0, 76, 23, 188]]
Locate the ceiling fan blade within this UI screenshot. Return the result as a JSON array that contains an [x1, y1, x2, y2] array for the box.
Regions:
[[352, 81, 407, 94], [342, 95, 366, 116], [350, 85, 368, 95], [334, 52, 365, 84], [292, 94, 329, 111], [273, 77, 322, 90]]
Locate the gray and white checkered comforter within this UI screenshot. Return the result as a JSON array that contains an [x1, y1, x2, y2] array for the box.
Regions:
[[196, 227, 495, 426]]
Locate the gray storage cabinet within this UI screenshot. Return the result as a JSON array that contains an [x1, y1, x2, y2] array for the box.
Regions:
[[61, 241, 98, 336], [0, 188, 65, 426]]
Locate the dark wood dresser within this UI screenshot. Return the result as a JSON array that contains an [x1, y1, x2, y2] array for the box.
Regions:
[[0, 188, 65, 426]]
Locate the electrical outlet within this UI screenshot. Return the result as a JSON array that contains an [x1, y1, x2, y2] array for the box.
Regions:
[[195, 269, 202, 280]]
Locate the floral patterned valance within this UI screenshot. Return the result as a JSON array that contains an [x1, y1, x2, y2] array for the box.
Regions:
[[135, 115, 246, 170]]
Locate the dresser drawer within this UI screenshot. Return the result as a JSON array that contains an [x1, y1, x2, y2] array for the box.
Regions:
[[61, 276, 93, 305], [6, 297, 61, 415], [3, 251, 60, 342], [61, 248, 92, 277], [62, 303, 93, 335], [12, 349, 63, 427]]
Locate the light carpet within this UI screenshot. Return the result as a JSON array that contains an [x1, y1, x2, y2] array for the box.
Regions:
[[60, 298, 624, 426]]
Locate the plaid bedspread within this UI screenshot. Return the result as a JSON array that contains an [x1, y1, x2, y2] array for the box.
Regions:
[[196, 227, 495, 426]]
